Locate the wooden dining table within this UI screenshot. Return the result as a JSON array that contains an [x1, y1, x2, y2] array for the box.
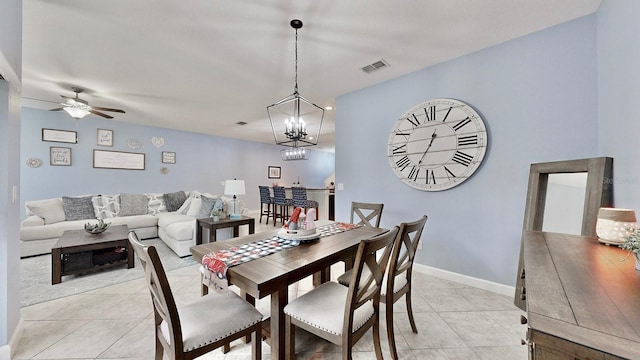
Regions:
[[190, 223, 386, 360]]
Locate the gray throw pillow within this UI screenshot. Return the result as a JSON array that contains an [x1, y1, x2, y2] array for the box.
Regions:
[[119, 193, 150, 216], [164, 191, 187, 212], [62, 196, 96, 221], [197, 195, 218, 218]]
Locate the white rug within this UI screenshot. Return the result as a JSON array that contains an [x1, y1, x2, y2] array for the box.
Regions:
[[20, 238, 196, 307]]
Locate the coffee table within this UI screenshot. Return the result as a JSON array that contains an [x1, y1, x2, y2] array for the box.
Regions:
[[195, 216, 255, 245], [51, 225, 134, 284]]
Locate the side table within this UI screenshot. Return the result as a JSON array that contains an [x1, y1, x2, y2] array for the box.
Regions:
[[196, 216, 255, 245]]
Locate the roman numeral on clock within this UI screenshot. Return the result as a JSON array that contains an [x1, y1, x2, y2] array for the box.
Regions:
[[425, 106, 436, 121], [408, 166, 419, 181], [425, 169, 436, 184], [452, 117, 471, 131], [444, 166, 456, 179], [392, 144, 407, 154], [452, 151, 474, 167], [442, 106, 452, 122], [396, 155, 411, 171], [406, 114, 420, 128], [457, 135, 478, 146]]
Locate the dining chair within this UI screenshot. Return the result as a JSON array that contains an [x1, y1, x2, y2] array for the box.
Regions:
[[272, 186, 293, 226], [351, 201, 384, 227], [284, 226, 400, 360], [128, 231, 263, 360], [258, 185, 274, 224], [337, 215, 428, 360], [291, 187, 319, 220]]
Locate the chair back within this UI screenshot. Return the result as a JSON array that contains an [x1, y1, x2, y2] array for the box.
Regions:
[[386, 215, 428, 299], [350, 202, 384, 227], [291, 187, 308, 208], [258, 185, 273, 204], [273, 186, 287, 205], [129, 231, 183, 357], [345, 226, 399, 338]]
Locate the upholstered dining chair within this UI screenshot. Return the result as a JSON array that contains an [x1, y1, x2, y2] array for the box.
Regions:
[[291, 187, 319, 220], [272, 186, 293, 226], [351, 201, 384, 227], [128, 231, 263, 360], [258, 185, 274, 224], [337, 215, 428, 360], [284, 226, 400, 360]]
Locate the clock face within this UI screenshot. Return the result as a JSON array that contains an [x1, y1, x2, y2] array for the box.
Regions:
[[387, 98, 488, 191]]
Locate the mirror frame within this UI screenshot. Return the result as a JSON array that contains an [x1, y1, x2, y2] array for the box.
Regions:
[[522, 157, 613, 237]]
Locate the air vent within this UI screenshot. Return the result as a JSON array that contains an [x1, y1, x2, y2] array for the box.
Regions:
[[236, 121, 248, 126], [361, 59, 390, 74]]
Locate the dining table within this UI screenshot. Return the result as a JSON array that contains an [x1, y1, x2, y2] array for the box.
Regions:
[[190, 222, 387, 360]]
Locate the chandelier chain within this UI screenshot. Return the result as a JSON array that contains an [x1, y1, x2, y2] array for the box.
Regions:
[[294, 28, 299, 94]]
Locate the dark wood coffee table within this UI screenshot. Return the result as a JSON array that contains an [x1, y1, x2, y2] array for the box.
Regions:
[[196, 216, 255, 245], [51, 225, 134, 284]]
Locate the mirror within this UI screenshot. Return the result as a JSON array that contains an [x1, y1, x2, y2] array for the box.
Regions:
[[542, 173, 589, 235], [522, 157, 613, 237]]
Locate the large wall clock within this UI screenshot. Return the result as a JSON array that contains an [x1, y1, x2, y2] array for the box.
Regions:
[[387, 98, 488, 191]]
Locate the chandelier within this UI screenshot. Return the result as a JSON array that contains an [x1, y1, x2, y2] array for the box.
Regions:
[[267, 19, 324, 157]]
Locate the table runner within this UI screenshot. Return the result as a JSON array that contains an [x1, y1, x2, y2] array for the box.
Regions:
[[202, 222, 361, 292]]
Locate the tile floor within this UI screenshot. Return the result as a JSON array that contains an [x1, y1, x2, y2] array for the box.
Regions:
[[14, 220, 528, 359]]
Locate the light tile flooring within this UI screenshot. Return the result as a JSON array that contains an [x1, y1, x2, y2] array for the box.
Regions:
[[15, 220, 528, 359]]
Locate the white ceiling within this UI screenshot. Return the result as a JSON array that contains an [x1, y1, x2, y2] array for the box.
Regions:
[[21, 0, 601, 152]]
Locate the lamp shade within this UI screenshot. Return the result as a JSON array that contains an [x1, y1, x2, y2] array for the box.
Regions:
[[596, 207, 637, 245], [224, 179, 246, 196], [63, 106, 90, 119]]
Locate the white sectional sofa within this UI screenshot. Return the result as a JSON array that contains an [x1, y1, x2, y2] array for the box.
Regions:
[[20, 190, 236, 258]]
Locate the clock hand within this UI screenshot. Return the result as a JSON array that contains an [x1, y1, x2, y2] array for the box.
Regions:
[[418, 130, 437, 166]]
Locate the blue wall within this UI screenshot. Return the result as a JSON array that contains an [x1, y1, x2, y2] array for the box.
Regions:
[[335, 15, 598, 286], [20, 107, 335, 217]]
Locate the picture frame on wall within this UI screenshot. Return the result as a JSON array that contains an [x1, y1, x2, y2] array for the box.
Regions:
[[268, 166, 281, 179], [42, 128, 77, 144], [50, 147, 72, 166], [97, 128, 113, 146], [162, 151, 176, 164], [93, 149, 145, 170]]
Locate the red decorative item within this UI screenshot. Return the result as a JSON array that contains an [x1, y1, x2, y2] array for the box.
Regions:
[[290, 207, 302, 223]]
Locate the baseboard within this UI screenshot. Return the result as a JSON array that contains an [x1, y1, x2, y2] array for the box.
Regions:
[[1, 316, 23, 360], [413, 263, 515, 297]]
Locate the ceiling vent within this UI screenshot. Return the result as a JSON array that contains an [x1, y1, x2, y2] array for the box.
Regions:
[[361, 59, 390, 74], [236, 121, 248, 125]]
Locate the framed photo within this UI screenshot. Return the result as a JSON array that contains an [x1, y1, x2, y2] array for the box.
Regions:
[[93, 149, 145, 170], [268, 166, 281, 179], [42, 128, 77, 144], [162, 151, 176, 164], [97, 128, 113, 146], [50, 147, 72, 166]]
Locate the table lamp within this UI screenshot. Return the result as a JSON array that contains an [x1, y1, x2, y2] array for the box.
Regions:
[[596, 207, 637, 245], [224, 179, 245, 219]]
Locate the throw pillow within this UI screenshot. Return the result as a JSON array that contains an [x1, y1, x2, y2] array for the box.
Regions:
[[146, 193, 167, 215], [119, 193, 150, 216], [197, 195, 218, 218], [62, 196, 96, 221], [186, 198, 203, 217], [164, 191, 187, 212], [92, 195, 120, 219], [26, 198, 66, 224]]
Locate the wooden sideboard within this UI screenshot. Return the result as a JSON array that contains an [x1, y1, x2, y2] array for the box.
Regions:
[[515, 231, 640, 359]]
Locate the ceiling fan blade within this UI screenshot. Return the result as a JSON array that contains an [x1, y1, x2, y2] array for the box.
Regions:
[[89, 110, 114, 119], [91, 106, 125, 113], [49, 108, 64, 111]]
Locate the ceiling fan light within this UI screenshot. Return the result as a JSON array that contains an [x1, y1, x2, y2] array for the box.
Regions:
[[63, 107, 90, 119]]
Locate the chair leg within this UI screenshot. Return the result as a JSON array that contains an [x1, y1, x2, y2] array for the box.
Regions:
[[406, 290, 418, 333], [373, 314, 384, 360], [386, 301, 399, 360], [223, 343, 231, 353], [155, 336, 164, 360], [251, 325, 262, 360], [285, 315, 295, 360]]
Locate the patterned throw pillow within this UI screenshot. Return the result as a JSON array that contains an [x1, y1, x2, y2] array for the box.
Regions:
[[197, 195, 218, 218], [62, 196, 96, 221], [119, 193, 150, 216], [146, 193, 167, 215], [92, 195, 120, 219], [164, 191, 187, 212]]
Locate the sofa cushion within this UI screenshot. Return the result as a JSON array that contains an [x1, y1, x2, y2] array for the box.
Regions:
[[108, 214, 158, 228], [92, 195, 120, 219], [186, 198, 202, 217], [147, 193, 167, 215], [197, 195, 218, 218], [163, 219, 195, 242], [25, 198, 66, 224], [62, 196, 96, 221], [157, 212, 194, 228], [164, 191, 187, 212], [119, 193, 150, 216]]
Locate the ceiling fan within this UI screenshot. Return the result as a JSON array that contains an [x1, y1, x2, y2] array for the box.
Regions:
[[50, 87, 125, 119]]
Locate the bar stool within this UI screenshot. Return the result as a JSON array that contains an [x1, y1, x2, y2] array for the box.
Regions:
[[258, 185, 274, 224], [272, 186, 293, 226], [291, 187, 319, 221]]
